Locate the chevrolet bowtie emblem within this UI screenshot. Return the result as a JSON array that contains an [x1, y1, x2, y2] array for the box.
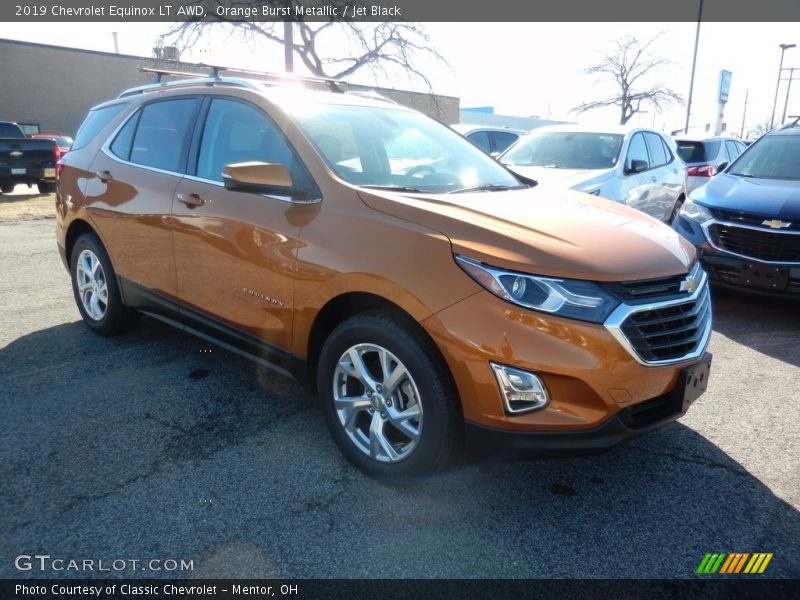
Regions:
[[762, 219, 791, 229], [680, 275, 698, 294]]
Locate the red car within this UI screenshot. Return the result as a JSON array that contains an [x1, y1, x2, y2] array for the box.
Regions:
[[30, 134, 73, 155]]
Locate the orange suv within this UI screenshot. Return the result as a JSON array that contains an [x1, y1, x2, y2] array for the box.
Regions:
[[56, 69, 712, 482]]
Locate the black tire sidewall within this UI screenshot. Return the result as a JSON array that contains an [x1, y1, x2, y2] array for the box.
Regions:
[[317, 312, 461, 483], [69, 233, 129, 335]]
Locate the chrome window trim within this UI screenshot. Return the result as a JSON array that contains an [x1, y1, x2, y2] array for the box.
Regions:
[[182, 174, 321, 205], [701, 219, 800, 265], [604, 266, 712, 367], [99, 104, 321, 205]]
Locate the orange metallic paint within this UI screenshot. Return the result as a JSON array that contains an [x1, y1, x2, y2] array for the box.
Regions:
[[55, 83, 703, 437]]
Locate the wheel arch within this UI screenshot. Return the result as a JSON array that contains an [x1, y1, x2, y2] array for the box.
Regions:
[[305, 291, 458, 405], [64, 218, 99, 265]]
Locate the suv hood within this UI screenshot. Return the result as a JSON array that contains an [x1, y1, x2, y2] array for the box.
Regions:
[[358, 186, 694, 282], [692, 173, 800, 219], [504, 165, 613, 191]]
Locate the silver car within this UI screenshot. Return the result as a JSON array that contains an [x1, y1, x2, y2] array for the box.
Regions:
[[451, 124, 525, 157], [674, 136, 747, 194], [500, 124, 687, 223]]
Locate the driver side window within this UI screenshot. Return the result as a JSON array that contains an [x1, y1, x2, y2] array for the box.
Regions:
[[625, 133, 649, 173], [195, 98, 314, 192]]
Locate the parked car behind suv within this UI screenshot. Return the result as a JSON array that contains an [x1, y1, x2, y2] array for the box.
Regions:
[[450, 124, 524, 156], [56, 70, 712, 482], [500, 124, 687, 223], [674, 136, 747, 194], [674, 121, 800, 297]]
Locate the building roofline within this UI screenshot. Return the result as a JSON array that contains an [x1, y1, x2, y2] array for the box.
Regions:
[[0, 37, 459, 102]]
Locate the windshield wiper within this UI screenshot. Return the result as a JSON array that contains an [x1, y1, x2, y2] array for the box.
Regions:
[[448, 183, 528, 194], [360, 184, 426, 193]]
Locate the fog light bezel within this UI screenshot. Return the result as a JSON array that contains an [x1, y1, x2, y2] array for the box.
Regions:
[[490, 362, 550, 415]]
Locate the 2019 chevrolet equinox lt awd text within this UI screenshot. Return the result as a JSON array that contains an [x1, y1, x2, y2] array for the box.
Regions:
[[56, 69, 712, 482]]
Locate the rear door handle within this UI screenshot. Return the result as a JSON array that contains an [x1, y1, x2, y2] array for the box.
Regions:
[[95, 170, 113, 183], [176, 192, 206, 208]]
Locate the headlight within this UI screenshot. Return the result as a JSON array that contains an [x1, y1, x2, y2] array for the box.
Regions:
[[455, 256, 620, 324], [679, 199, 713, 224]]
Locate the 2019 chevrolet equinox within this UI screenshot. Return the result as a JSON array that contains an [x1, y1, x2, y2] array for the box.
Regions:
[[56, 69, 712, 482]]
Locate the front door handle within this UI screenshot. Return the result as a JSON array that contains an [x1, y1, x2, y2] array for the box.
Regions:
[[95, 170, 113, 183], [176, 192, 205, 208]]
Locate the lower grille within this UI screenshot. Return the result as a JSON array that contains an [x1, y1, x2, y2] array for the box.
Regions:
[[708, 223, 800, 262], [620, 394, 678, 429]]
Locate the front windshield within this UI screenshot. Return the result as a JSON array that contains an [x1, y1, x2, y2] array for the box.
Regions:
[[727, 134, 800, 180], [288, 103, 524, 193], [502, 131, 623, 170]]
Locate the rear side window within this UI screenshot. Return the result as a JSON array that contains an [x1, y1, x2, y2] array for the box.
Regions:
[[724, 140, 743, 162], [109, 112, 139, 161], [72, 103, 128, 151], [129, 99, 196, 173]]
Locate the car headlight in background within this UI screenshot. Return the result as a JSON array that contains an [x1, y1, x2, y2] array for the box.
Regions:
[[455, 255, 620, 324], [678, 198, 713, 224]]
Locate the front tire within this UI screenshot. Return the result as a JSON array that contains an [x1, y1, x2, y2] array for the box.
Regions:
[[317, 312, 462, 483], [70, 233, 136, 335]]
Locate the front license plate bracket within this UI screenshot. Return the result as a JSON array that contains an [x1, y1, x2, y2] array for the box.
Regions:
[[680, 353, 712, 411]]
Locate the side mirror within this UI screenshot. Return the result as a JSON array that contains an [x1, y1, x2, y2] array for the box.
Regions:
[[716, 162, 728, 173], [222, 162, 311, 201], [626, 159, 648, 175]]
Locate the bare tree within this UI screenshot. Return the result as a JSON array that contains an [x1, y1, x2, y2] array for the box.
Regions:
[[159, 1, 447, 90], [572, 35, 684, 125]]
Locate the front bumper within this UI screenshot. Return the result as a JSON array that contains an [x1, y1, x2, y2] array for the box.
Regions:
[[422, 286, 711, 435], [466, 353, 711, 456], [674, 215, 800, 298]]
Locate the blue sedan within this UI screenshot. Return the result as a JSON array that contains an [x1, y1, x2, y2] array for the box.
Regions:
[[673, 122, 800, 297]]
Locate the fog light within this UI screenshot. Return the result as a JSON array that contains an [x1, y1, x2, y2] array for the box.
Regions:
[[490, 362, 549, 414]]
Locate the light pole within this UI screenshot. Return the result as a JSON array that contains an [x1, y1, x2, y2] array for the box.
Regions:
[[770, 43, 796, 129], [684, 0, 704, 134], [782, 67, 797, 125]]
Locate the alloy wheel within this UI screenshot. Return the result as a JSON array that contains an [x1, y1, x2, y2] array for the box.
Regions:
[[332, 343, 423, 463]]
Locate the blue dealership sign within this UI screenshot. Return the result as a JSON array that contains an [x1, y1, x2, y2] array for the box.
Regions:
[[719, 70, 732, 103]]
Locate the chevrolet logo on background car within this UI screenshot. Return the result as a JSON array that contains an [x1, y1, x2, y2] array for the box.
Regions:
[[762, 219, 791, 229]]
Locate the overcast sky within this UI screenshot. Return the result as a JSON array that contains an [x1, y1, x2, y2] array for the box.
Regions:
[[1, 21, 798, 137]]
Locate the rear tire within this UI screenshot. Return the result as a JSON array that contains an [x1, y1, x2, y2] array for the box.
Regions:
[[317, 311, 463, 484], [0, 183, 14, 194], [69, 233, 137, 335], [37, 181, 56, 194]]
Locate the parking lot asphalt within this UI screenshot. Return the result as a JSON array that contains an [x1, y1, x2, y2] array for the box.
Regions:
[[1, 218, 798, 579]]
